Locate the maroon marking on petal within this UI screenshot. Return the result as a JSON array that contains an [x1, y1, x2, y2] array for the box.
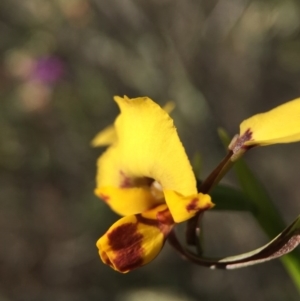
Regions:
[[99, 194, 110, 202], [136, 215, 159, 229], [187, 200, 213, 214], [136, 209, 174, 237], [156, 209, 174, 236], [232, 129, 255, 153], [108, 223, 143, 272], [242, 128, 252, 140], [119, 171, 133, 188], [156, 209, 174, 226], [119, 171, 154, 188], [186, 198, 198, 212]]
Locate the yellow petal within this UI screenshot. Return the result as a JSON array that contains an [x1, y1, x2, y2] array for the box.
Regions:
[[91, 124, 118, 147], [97, 96, 197, 196], [141, 204, 169, 220], [164, 190, 214, 223], [97, 205, 174, 273], [91, 101, 174, 148], [240, 98, 300, 146], [95, 186, 164, 216]]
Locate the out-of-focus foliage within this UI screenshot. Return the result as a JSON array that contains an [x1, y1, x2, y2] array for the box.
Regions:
[[1, 0, 300, 300]]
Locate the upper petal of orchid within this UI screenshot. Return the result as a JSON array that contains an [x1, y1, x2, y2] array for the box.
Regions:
[[96, 96, 199, 210], [91, 101, 174, 148], [239, 98, 300, 146]]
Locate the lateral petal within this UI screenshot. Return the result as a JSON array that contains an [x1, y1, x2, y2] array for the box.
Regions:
[[164, 190, 214, 223], [240, 98, 300, 146], [95, 186, 164, 216]]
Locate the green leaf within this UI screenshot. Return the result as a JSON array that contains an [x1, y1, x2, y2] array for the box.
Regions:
[[233, 153, 285, 235], [192, 152, 202, 179]]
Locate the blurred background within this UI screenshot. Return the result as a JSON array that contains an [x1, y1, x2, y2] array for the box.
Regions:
[[1, 0, 300, 300]]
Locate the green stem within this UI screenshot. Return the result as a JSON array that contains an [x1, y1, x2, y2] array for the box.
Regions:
[[199, 150, 234, 194]]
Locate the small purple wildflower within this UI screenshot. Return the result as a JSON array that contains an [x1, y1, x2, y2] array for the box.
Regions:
[[31, 56, 65, 85]]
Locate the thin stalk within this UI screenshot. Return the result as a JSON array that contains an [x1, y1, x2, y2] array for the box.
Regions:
[[186, 150, 234, 245]]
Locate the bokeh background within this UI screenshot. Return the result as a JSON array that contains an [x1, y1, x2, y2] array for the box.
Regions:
[[1, 0, 300, 300]]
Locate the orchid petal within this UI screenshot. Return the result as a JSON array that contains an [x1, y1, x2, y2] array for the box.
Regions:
[[240, 98, 300, 146], [97, 205, 173, 273]]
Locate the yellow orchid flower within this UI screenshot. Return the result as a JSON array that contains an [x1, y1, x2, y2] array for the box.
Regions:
[[94, 96, 213, 273]]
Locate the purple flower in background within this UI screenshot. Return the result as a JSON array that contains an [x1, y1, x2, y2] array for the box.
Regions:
[[31, 56, 65, 85]]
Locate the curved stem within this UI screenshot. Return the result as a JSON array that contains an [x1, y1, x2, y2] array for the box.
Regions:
[[186, 150, 234, 245]]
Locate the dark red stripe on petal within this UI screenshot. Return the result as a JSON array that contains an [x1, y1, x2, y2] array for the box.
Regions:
[[107, 223, 144, 272], [119, 171, 133, 188], [186, 198, 198, 212], [185, 199, 213, 230], [232, 129, 254, 153], [99, 194, 110, 202], [137, 209, 174, 237], [156, 209, 174, 236], [156, 208, 174, 226]]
